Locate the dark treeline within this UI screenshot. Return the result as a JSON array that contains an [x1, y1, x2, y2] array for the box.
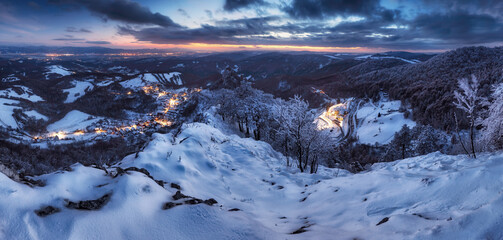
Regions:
[[0, 133, 149, 176]]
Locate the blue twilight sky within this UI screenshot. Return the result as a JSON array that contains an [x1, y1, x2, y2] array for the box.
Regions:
[[0, 0, 502, 52]]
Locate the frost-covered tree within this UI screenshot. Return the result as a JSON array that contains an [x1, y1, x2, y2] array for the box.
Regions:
[[273, 96, 326, 173], [383, 125, 412, 161], [453, 75, 487, 158], [481, 83, 503, 150], [411, 125, 446, 155]]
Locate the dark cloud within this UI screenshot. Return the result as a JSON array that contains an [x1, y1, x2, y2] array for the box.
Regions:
[[283, 0, 382, 19], [79, 0, 502, 51], [418, 0, 503, 16], [28, 1, 41, 9], [408, 11, 503, 44], [205, 10, 213, 19], [50, 0, 180, 27], [85, 40, 111, 44], [53, 37, 86, 41], [178, 9, 190, 19], [223, 0, 265, 11], [66, 27, 92, 33], [118, 16, 282, 45]]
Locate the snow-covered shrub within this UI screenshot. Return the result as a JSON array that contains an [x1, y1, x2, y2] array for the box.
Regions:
[[481, 83, 503, 150]]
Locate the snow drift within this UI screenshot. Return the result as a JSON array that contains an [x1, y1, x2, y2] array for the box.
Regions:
[[1, 122, 503, 239]]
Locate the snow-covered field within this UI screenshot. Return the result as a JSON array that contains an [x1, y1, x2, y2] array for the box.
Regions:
[[46, 65, 72, 78], [1, 121, 502, 239], [356, 100, 416, 144], [121, 73, 183, 89], [1, 75, 20, 83], [0, 86, 44, 102], [63, 81, 94, 103], [47, 110, 102, 132], [0, 98, 21, 128], [355, 55, 421, 64], [24, 110, 48, 121]]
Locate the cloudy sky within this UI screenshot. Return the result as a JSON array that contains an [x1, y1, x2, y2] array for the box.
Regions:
[[1, 0, 502, 52]]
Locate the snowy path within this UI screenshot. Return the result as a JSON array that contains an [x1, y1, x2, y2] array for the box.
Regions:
[[1, 122, 503, 239]]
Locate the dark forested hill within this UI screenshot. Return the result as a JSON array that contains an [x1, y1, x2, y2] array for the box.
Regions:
[[321, 47, 503, 130]]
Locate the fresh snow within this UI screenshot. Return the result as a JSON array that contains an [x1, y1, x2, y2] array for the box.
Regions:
[[120, 73, 183, 89], [0, 98, 20, 128], [356, 100, 416, 144], [63, 81, 94, 103], [1, 75, 20, 83], [46, 65, 72, 77], [119, 76, 144, 89], [95, 80, 114, 87], [143, 73, 182, 86], [24, 110, 48, 121], [355, 55, 420, 64], [0, 86, 44, 102], [1, 121, 503, 239], [324, 55, 342, 60], [47, 110, 102, 132]]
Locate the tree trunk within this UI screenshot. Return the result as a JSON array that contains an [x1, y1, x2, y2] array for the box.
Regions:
[[470, 120, 476, 158], [297, 145, 304, 172], [284, 137, 290, 167], [454, 113, 471, 157]]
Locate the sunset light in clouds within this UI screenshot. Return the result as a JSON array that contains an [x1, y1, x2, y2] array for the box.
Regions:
[[1, 0, 502, 53]]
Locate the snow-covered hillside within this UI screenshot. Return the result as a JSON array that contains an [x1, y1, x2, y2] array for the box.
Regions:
[[0, 86, 44, 102], [1, 122, 503, 239], [63, 81, 94, 103], [45, 65, 72, 78], [121, 73, 183, 89], [356, 100, 416, 144], [47, 110, 103, 132], [355, 55, 421, 64], [0, 98, 21, 128]]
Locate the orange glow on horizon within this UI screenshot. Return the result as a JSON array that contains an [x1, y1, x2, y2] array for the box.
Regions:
[[110, 38, 373, 53]]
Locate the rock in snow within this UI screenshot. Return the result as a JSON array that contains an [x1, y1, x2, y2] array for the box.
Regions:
[[1, 122, 503, 239]]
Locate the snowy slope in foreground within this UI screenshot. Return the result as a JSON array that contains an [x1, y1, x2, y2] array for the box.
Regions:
[[1, 123, 503, 239]]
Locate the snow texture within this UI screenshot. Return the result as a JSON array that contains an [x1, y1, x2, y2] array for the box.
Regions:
[[1, 75, 20, 83], [357, 100, 416, 145], [0, 86, 44, 102], [120, 73, 182, 89], [63, 81, 94, 103], [0, 121, 502, 239], [0, 98, 20, 128], [47, 110, 102, 132], [355, 55, 420, 64], [24, 110, 48, 121], [46, 65, 72, 76]]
